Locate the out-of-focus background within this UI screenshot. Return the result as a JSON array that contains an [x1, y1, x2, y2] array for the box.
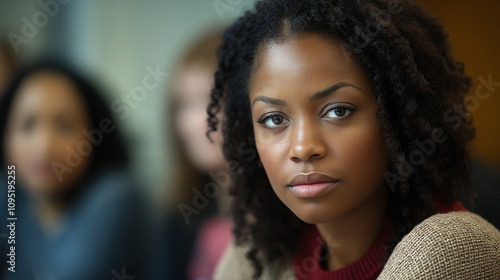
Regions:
[[0, 0, 256, 206], [417, 0, 500, 170], [0, 0, 499, 279], [0, 1, 256, 279]]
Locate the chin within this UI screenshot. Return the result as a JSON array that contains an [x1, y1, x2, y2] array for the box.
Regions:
[[288, 202, 347, 225], [25, 178, 68, 195]]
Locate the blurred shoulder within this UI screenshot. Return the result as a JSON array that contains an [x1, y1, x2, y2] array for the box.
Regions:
[[83, 167, 142, 203], [73, 167, 149, 222], [214, 242, 255, 280], [379, 211, 500, 279], [214, 241, 295, 280]]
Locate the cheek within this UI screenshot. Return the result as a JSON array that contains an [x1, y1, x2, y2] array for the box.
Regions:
[[58, 132, 93, 179], [175, 107, 195, 141], [176, 105, 212, 144], [14, 128, 92, 193], [5, 131, 37, 189], [5, 132, 27, 167], [334, 123, 388, 184], [255, 131, 289, 188], [40, 132, 93, 194]]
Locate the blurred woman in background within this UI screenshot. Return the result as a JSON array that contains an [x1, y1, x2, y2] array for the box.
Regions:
[[0, 61, 150, 280], [149, 29, 233, 280]]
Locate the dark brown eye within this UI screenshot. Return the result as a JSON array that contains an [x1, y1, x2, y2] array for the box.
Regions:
[[272, 115, 283, 125], [257, 113, 289, 128], [334, 108, 346, 117], [323, 104, 355, 119]]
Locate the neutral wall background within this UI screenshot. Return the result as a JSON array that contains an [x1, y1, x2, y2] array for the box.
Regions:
[[418, 0, 500, 170]]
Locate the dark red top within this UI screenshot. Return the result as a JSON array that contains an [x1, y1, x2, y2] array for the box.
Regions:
[[292, 201, 467, 280]]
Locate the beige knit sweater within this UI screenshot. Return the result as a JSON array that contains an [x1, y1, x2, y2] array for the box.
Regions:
[[214, 211, 500, 279]]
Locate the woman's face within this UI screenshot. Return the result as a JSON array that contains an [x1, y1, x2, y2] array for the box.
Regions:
[[174, 63, 226, 173], [4, 71, 92, 196], [249, 34, 389, 224]]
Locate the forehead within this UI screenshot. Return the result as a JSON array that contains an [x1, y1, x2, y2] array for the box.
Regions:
[[12, 71, 87, 115], [249, 33, 368, 98], [174, 63, 213, 98]]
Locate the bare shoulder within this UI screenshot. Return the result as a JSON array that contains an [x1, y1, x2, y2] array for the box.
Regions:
[[378, 211, 500, 280]]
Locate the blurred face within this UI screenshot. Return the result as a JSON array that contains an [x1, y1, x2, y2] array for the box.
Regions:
[[4, 71, 92, 196], [249, 34, 389, 224], [174, 63, 225, 172]]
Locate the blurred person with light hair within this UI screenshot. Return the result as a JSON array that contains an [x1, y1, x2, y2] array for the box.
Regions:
[[149, 29, 233, 280]]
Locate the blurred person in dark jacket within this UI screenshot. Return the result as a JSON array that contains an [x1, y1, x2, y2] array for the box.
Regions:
[[0, 60, 150, 280]]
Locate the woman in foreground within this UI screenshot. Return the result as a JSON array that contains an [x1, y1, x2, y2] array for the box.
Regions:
[[207, 0, 500, 279]]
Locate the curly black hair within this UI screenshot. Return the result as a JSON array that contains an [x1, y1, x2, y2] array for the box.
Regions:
[[207, 0, 475, 277]]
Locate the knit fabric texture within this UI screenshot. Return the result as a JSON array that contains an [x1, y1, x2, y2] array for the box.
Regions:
[[213, 211, 500, 279]]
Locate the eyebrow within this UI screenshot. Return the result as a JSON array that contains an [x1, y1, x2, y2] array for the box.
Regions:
[[309, 82, 363, 102], [251, 82, 363, 107], [252, 96, 287, 107]]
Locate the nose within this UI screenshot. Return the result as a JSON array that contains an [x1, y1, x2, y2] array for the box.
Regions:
[[32, 125, 57, 159], [288, 119, 326, 162]]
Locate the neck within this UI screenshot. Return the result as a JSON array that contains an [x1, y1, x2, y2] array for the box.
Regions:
[[316, 185, 387, 270], [33, 193, 68, 237]]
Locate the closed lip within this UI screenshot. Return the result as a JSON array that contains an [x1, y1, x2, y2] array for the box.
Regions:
[[287, 172, 339, 187], [31, 160, 54, 174]]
